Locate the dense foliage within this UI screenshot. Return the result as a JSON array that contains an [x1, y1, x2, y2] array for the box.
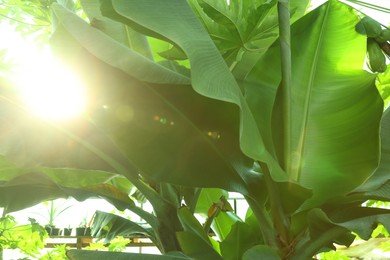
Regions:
[[1, 0, 390, 259]]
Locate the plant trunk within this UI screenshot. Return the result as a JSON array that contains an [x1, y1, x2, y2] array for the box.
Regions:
[[155, 205, 183, 253]]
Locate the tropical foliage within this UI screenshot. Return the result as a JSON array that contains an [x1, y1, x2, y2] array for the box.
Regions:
[[0, 0, 390, 259], [0, 215, 47, 260]]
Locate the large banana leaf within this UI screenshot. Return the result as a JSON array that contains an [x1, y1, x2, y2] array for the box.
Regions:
[[245, 0, 383, 207], [99, 0, 287, 183], [52, 4, 261, 195], [220, 221, 260, 260], [354, 108, 390, 191], [91, 210, 156, 244], [79, 0, 153, 59], [187, 0, 310, 79], [292, 207, 390, 259], [0, 86, 167, 219], [0, 160, 135, 213], [51, 4, 189, 85], [0, 95, 138, 175], [176, 207, 222, 260]]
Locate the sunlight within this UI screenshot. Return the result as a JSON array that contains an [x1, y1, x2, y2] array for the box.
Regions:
[[13, 49, 86, 121], [0, 21, 86, 122]]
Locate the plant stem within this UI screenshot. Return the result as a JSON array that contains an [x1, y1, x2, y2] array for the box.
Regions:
[[260, 162, 290, 252], [189, 188, 201, 214], [49, 201, 55, 226], [278, 0, 293, 176], [245, 195, 277, 248], [203, 207, 221, 234]]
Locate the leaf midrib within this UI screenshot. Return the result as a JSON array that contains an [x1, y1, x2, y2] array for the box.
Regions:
[[293, 4, 330, 182]]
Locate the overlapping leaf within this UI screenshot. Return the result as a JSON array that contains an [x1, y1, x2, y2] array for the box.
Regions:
[[51, 4, 189, 85], [220, 221, 260, 260], [91, 210, 156, 244], [52, 3, 261, 195], [293, 207, 390, 258], [99, 0, 285, 176], [245, 0, 383, 207], [177, 207, 222, 259], [355, 108, 390, 192], [187, 0, 310, 76], [0, 160, 135, 213], [79, 0, 153, 59]]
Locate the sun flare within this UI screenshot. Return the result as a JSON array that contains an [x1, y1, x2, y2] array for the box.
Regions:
[[13, 50, 86, 121]]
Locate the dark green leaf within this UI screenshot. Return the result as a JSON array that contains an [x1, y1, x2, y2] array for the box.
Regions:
[[178, 207, 210, 245], [246, 0, 383, 207], [176, 231, 222, 260], [220, 221, 260, 260], [355, 108, 390, 191], [100, 0, 287, 185], [91, 210, 156, 243], [242, 245, 280, 260]]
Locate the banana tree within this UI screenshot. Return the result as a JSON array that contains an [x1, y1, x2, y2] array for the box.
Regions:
[[2, 0, 390, 259]]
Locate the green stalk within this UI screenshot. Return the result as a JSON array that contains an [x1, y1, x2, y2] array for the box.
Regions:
[[278, 0, 293, 176], [260, 162, 290, 253], [49, 201, 55, 226], [245, 195, 277, 248], [203, 207, 221, 234], [189, 188, 202, 214], [257, 1, 293, 252]]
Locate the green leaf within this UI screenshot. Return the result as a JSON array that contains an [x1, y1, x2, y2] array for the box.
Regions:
[[91, 210, 157, 244], [176, 231, 223, 260], [67, 250, 191, 260], [100, 0, 287, 183], [293, 207, 390, 258], [187, 0, 309, 74], [51, 4, 190, 85], [220, 221, 260, 260], [242, 245, 280, 260], [0, 172, 67, 213], [291, 209, 354, 259], [247, 0, 383, 207], [0, 170, 131, 213], [355, 108, 390, 191], [79, 0, 153, 59], [0, 93, 169, 223], [51, 0, 261, 195], [0, 149, 137, 213], [195, 188, 240, 240], [51, 24, 257, 195], [0, 97, 138, 177], [178, 207, 210, 245], [329, 207, 390, 240]]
